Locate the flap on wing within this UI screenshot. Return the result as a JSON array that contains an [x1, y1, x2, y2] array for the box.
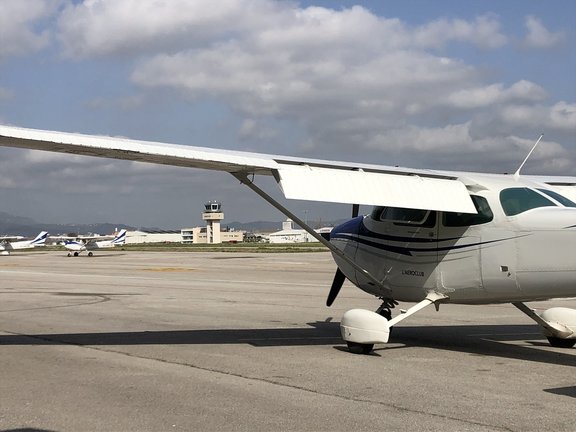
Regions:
[[277, 165, 477, 213]]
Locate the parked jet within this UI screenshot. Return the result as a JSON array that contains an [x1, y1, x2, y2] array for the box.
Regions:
[[64, 229, 127, 257], [0, 231, 49, 255], [0, 125, 574, 352]]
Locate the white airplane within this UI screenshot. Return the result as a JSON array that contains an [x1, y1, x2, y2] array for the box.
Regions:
[[63, 229, 127, 257], [0, 231, 49, 255], [0, 125, 575, 352]]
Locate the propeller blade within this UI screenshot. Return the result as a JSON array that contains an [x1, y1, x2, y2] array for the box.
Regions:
[[326, 203, 357, 307], [327, 268, 346, 307]]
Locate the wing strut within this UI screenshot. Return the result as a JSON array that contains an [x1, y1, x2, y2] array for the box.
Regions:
[[232, 172, 391, 296]]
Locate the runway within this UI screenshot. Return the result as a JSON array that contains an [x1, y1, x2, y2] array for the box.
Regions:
[[0, 251, 574, 431]]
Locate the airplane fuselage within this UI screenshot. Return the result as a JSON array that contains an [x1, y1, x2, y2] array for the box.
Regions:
[[330, 174, 576, 305]]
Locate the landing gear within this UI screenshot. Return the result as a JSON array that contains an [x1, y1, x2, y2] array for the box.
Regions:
[[74, 252, 79, 257], [88, 252, 93, 257], [67, 252, 72, 257], [376, 298, 398, 320], [341, 293, 448, 355], [513, 303, 576, 349], [346, 341, 374, 355]]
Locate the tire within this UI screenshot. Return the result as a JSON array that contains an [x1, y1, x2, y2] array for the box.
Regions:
[[346, 342, 374, 355], [547, 337, 575, 348]]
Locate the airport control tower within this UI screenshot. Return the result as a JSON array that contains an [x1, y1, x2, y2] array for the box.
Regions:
[[202, 201, 224, 243]]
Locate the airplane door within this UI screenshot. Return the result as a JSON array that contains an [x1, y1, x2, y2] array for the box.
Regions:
[[436, 217, 483, 300], [361, 208, 439, 301], [479, 228, 519, 299], [436, 194, 518, 302]]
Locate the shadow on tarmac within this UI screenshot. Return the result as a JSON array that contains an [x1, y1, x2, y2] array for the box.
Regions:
[[543, 386, 576, 398], [0, 322, 573, 366]]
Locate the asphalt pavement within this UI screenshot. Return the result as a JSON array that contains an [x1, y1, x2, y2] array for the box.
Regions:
[[0, 251, 574, 431]]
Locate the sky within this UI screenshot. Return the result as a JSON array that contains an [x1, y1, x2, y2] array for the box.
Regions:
[[0, 0, 575, 229]]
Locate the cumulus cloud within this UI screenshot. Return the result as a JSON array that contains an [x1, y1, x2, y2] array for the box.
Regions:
[[446, 80, 548, 109], [57, 1, 508, 58], [0, 0, 61, 61], [412, 14, 507, 49], [523, 16, 565, 48], [5, 1, 575, 188], [500, 101, 576, 132], [57, 0, 285, 58]]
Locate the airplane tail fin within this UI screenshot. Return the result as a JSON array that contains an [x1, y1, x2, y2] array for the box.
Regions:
[[112, 229, 127, 245], [30, 231, 49, 246]]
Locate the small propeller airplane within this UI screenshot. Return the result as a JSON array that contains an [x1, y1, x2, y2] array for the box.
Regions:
[[62, 229, 127, 257], [0, 231, 49, 255], [0, 125, 575, 352]]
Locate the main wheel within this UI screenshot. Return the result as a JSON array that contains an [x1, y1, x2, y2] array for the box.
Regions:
[[346, 341, 374, 355], [547, 337, 575, 348], [67, 252, 72, 257], [88, 252, 93, 257], [74, 252, 79, 257]]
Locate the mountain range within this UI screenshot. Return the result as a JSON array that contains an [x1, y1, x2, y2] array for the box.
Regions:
[[0, 211, 135, 237], [0, 211, 340, 237]]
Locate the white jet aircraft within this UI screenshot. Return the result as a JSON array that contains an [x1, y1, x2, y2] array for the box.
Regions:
[[0, 231, 49, 255], [63, 229, 127, 257], [0, 125, 575, 352]]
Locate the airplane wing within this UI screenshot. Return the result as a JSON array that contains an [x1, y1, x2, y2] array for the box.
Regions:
[[0, 125, 477, 213], [0, 236, 24, 242]]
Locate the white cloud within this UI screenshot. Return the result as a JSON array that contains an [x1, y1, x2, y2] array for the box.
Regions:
[[500, 102, 576, 132], [57, 1, 508, 59], [0, 0, 61, 61], [549, 101, 576, 130], [57, 0, 284, 58], [446, 80, 547, 109], [413, 15, 507, 49], [523, 16, 565, 48]]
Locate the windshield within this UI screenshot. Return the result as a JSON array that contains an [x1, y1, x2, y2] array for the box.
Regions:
[[536, 188, 576, 208], [500, 187, 556, 216]]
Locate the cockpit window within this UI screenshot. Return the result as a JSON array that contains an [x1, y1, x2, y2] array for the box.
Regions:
[[443, 195, 493, 227], [499, 187, 556, 216], [370, 207, 435, 227], [536, 188, 576, 208]]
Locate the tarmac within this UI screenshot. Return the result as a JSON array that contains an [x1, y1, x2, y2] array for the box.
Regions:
[[0, 250, 574, 432]]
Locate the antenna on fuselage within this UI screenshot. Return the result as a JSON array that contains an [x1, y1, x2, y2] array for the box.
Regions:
[[514, 134, 544, 180]]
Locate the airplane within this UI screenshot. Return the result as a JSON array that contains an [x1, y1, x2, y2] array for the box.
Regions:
[[0, 125, 575, 353], [0, 231, 49, 255], [63, 229, 127, 257]]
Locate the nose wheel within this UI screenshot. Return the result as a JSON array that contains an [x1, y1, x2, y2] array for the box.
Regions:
[[346, 342, 374, 354]]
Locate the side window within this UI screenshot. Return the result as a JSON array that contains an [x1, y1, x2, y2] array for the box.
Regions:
[[380, 207, 428, 223], [500, 188, 556, 216], [443, 195, 493, 227], [371, 206, 436, 227]]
